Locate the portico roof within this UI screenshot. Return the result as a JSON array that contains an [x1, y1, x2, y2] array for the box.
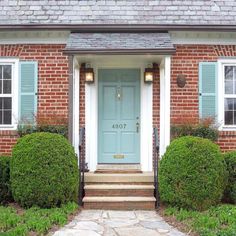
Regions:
[[64, 33, 175, 55]]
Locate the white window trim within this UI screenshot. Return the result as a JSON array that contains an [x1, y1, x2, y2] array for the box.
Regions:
[[0, 58, 19, 130], [218, 59, 236, 131]]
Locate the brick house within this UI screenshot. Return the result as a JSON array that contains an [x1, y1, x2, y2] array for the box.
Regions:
[[0, 0, 236, 209]]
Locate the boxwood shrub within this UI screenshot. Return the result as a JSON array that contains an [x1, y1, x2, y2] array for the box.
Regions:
[[159, 136, 227, 211], [0, 156, 13, 204], [223, 151, 236, 204], [10, 132, 79, 208]]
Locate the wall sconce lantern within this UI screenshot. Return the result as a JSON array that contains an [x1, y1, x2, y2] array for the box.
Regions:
[[144, 67, 154, 83], [85, 66, 94, 84]]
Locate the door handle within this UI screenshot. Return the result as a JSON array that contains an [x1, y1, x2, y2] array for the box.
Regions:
[[136, 122, 139, 133]]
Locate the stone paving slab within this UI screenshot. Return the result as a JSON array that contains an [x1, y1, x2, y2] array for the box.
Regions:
[[53, 210, 187, 236]]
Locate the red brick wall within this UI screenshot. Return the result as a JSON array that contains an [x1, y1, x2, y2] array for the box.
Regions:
[[1, 44, 236, 154], [171, 44, 236, 151], [0, 44, 69, 155], [79, 64, 86, 127], [153, 64, 160, 129]]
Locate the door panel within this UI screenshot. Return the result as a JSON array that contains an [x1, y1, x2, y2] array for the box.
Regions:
[[121, 86, 135, 120], [98, 69, 140, 164], [103, 86, 117, 120]]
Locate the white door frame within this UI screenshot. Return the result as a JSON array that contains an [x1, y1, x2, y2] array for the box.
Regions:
[[85, 60, 153, 171], [72, 55, 171, 171]]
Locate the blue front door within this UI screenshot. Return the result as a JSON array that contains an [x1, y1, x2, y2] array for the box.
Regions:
[[98, 69, 140, 163]]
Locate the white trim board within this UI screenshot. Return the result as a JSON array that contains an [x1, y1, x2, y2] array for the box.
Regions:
[[159, 56, 171, 157], [1, 30, 236, 46], [73, 58, 80, 155], [170, 31, 236, 45], [0, 31, 69, 44]]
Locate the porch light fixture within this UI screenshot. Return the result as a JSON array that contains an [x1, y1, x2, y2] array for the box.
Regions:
[[85, 66, 94, 84], [144, 67, 154, 83]]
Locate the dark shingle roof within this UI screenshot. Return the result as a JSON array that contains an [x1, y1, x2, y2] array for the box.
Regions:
[[65, 33, 175, 53], [0, 0, 236, 25]]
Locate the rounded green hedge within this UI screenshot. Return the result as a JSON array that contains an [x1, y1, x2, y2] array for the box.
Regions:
[[223, 151, 236, 204], [159, 136, 227, 211], [10, 132, 78, 208], [0, 156, 13, 204]]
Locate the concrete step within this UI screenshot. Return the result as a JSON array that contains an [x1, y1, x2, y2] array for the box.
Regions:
[[83, 196, 156, 210], [85, 184, 154, 196], [85, 172, 154, 183], [95, 169, 142, 173]]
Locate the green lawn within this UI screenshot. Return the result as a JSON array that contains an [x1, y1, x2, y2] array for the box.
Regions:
[[0, 202, 78, 236], [164, 204, 236, 236]]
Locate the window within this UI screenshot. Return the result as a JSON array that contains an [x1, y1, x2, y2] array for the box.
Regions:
[[224, 65, 236, 126], [0, 65, 12, 125], [0, 59, 18, 129]]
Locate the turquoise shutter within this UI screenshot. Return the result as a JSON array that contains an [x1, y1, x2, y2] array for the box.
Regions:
[[199, 62, 218, 119], [19, 61, 38, 123]]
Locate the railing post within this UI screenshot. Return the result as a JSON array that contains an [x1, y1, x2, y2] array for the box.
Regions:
[[154, 127, 160, 209], [78, 127, 85, 206]]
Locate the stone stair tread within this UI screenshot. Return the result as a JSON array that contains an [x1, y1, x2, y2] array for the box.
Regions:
[[95, 169, 142, 173], [85, 172, 154, 182], [85, 172, 153, 177], [84, 184, 155, 190], [83, 196, 156, 202]]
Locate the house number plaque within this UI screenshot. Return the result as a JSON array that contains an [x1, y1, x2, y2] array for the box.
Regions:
[[113, 154, 125, 159], [112, 124, 127, 129]]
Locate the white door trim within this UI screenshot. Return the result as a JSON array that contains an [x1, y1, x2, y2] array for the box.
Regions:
[[73, 59, 80, 156], [73, 55, 171, 171], [85, 61, 153, 171]]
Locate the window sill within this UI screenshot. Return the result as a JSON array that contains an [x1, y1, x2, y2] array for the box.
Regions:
[[0, 125, 17, 131], [219, 126, 236, 132]]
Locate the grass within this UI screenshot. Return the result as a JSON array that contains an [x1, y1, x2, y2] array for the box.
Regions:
[[0, 202, 78, 236], [164, 204, 236, 236]]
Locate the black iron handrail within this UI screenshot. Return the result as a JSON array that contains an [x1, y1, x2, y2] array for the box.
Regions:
[[78, 127, 85, 206], [154, 127, 160, 209]]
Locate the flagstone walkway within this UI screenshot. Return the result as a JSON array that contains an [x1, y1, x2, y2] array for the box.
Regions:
[[53, 210, 186, 236]]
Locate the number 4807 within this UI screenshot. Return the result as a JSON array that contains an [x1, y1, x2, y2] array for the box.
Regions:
[[112, 124, 127, 129]]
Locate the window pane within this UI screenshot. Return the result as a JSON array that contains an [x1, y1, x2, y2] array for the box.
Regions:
[[0, 97, 12, 125], [3, 98, 11, 110], [3, 65, 11, 79], [0, 66, 2, 80], [3, 80, 11, 94], [0, 80, 2, 94], [225, 66, 233, 80], [225, 98, 236, 125], [225, 111, 233, 125], [225, 80, 233, 94], [225, 98, 234, 111], [3, 111, 11, 124]]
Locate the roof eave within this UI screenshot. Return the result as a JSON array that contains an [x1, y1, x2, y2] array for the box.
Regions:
[[63, 48, 176, 55], [1, 24, 236, 32]]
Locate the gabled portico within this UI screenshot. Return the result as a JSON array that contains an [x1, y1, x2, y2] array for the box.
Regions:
[[65, 32, 174, 172]]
